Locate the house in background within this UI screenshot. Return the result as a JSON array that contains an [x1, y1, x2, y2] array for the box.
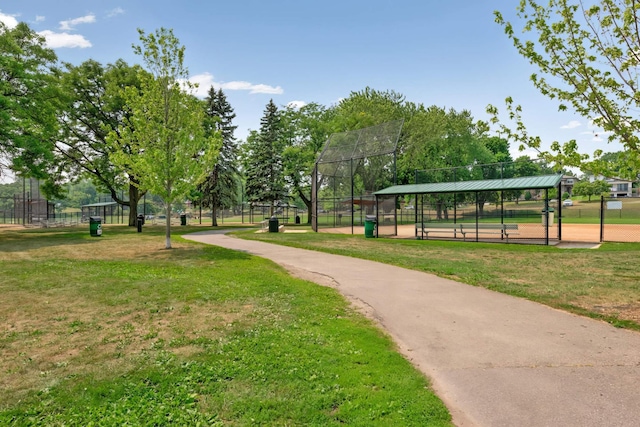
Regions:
[[605, 177, 633, 197], [587, 175, 634, 197], [560, 175, 579, 196]]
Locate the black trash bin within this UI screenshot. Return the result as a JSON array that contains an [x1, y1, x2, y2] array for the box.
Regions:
[[89, 216, 102, 237], [295, 215, 300, 224], [180, 214, 187, 226], [269, 216, 279, 233], [137, 214, 144, 232]]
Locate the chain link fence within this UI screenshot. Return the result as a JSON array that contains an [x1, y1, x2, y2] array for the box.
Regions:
[[601, 196, 640, 243]]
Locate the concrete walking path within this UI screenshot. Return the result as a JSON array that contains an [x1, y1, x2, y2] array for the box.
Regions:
[[184, 230, 640, 427]]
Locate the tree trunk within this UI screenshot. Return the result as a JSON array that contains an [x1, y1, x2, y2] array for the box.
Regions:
[[165, 203, 172, 249], [128, 183, 140, 226], [298, 188, 312, 225], [436, 199, 443, 220], [212, 205, 218, 226]]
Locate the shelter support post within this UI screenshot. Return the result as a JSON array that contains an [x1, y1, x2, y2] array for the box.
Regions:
[[557, 182, 562, 241], [475, 192, 479, 242], [544, 189, 549, 246]]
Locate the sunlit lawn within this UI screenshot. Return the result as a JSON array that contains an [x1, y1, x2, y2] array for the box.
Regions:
[[0, 226, 451, 426]]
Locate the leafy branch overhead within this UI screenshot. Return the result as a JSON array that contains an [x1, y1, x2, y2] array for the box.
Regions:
[[493, 0, 640, 178]]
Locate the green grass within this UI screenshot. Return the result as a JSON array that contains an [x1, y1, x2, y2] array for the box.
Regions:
[[0, 226, 451, 426], [238, 230, 640, 331]]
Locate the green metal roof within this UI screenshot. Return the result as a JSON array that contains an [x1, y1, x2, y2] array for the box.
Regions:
[[374, 174, 563, 196]]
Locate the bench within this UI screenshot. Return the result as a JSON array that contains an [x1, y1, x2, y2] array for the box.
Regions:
[[459, 223, 519, 242], [382, 214, 395, 223], [416, 223, 461, 239]]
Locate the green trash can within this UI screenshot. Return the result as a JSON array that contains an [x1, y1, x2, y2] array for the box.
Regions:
[[269, 216, 279, 233], [89, 216, 102, 237], [364, 215, 376, 238], [180, 214, 187, 226]]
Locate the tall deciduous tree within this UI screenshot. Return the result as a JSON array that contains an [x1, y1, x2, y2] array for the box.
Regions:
[[197, 86, 239, 226], [109, 28, 220, 248], [280, 103, 335, 223], [573, 179, 610, 201], [494, 0, 640, 177], [0, 22, 59, 185], [400, 106, 494, 217], [332, 88, 418, 186], [56, 59, 147, 226], [243, 99, 286, 215]]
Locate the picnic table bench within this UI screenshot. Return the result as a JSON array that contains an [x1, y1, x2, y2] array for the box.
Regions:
[[459, 223, 519, 242], [416, 223, 520, 242]]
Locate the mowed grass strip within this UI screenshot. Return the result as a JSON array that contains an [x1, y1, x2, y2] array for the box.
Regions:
[[238, 229, 640, 330], [0, 227, 451, 426]]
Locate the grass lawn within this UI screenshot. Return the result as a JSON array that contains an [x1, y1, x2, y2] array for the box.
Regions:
[[238, 229, 640, 331], [0, 226, 451, 426]]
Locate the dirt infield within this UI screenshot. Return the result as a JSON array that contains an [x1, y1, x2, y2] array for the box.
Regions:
[[319, 222, 640, 243]]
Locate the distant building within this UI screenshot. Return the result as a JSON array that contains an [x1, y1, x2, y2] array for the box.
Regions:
[[605, 177, 633, 197], [560, 175, 579, 196], [587, 175, 634, 197]]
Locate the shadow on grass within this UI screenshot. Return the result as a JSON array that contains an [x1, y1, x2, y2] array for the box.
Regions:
[[0, 228, 100, 253], [0, 227, 254, 263]]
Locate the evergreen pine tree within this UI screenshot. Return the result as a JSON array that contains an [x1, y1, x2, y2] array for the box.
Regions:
[[244, 99, 286, 215], [198, 87, 239, 226]]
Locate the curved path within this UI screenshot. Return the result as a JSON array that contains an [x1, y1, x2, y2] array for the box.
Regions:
[[184, 230, 640, 427]]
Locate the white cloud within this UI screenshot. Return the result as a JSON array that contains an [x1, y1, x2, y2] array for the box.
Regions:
[[59, 14, 95, 31], [187, 72, 216, 97], [287, 100, 307, 109], [0, 11, 19, 28], [38, 30, 92, 48], [222, 81, 283, 94], [561, 120, 581, 129], [107, 8, 124, 18], [188, 72, 284, 97], [35, 15, 45, 23]]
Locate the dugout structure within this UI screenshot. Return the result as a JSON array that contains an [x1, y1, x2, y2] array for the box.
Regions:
[[312, 120, 403, 233], [374, 161, 564, 245]]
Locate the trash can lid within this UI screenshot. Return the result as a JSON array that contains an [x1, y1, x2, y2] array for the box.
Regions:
[[89, 216, 101, 221]]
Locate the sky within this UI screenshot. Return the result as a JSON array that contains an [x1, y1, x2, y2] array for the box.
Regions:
[[0, 0, 624, 167]]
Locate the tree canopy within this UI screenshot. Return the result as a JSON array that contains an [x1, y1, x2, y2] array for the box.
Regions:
[[0, 22, 59, 185], [280, 103, 336, 222], [56, 59, 148, 226]]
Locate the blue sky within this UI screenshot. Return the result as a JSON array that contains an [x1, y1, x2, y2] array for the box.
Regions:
[[1, 1, 623, 161]]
